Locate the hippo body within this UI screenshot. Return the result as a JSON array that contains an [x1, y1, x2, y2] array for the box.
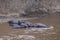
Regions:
[[33, 23, 49, 28], [8, 20, 50, 29], [8, 20, 32, 28]]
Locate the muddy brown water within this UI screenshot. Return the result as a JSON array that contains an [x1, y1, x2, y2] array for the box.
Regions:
[[0, 17, 60, 40]]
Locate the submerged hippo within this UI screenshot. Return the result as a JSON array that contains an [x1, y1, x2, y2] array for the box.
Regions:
[[33, 23, 49, 28], [8, 20, 52, 29], [8, 20, 33, 28]]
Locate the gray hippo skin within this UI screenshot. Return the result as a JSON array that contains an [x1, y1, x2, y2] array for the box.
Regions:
[[33, 23, 49, 28], [8, 20, 33, 28], [8, 20, 49, 29]]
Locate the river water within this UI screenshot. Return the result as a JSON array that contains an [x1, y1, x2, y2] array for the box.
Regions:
[[0, 16, 60, 40]]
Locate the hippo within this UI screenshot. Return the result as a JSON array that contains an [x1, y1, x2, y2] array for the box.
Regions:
[[8, 20, 52, 29], [8, 20, 33, 28], [8, 20, 18, 26], [33, 23, 49, 28]]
